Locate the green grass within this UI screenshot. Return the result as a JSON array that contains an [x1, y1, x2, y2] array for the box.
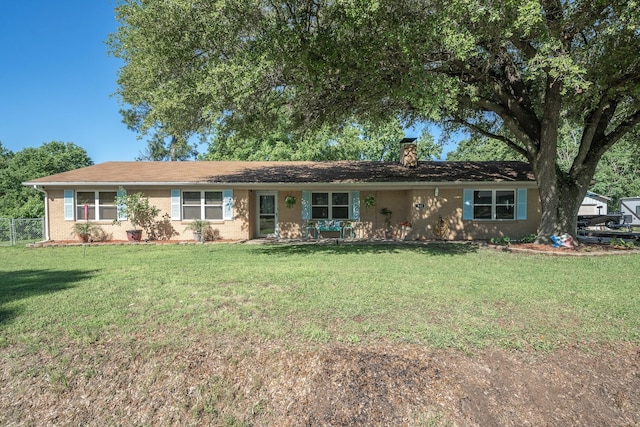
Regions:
[[1, 242, 639, 352]]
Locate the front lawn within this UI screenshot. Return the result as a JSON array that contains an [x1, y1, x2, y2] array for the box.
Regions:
[[1, 242, 638, 350], [1, 243, 638, 425]]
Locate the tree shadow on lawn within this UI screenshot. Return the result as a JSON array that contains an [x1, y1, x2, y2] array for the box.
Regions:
[[0, 269, 97, 325], [257, 241, 480, 257]]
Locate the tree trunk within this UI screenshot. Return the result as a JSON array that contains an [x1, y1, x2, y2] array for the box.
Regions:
[[531, 142, 601, 244], [535, 174, 582, 243]]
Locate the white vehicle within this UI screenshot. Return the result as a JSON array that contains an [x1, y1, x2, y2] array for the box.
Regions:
[[620, 197, 640, 227]]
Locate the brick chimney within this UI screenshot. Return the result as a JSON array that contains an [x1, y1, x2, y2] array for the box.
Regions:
[[399, 138, 418, 168]]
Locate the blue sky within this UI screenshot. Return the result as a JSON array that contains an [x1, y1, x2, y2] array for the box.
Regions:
[[0, 1, 142, 163], [0, 1, 454, 164]]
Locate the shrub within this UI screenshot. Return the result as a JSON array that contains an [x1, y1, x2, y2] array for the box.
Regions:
[[519, 234, 537, 243], [490, 236, 511, 246]]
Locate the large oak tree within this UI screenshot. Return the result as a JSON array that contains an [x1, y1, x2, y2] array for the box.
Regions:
[[109, 0, 640, 241]]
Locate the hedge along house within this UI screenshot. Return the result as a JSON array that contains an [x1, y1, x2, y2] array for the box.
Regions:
[[24, 144, 540, 242]]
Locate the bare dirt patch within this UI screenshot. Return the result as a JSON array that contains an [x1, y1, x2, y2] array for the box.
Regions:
[[2, 340, 639, 426], [497, 242, 639, 255]]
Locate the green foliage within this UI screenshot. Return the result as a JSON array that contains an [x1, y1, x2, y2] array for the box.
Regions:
[[202, 117, 440, 161], [447, 136, 525, 161], [380, 208, 392, 227], [135, 133, 198, 162], [0, 142, 13, 169], [590, 134, 640, 208], [113, 188, 160, 233], [71, 222, 103, 241], [284, 195, 296, 208], [364, 195, 376, 209], [609, 238, 635, 249], [184, 218, 210, 233], [489, 236, 511, 246], [519, 234, 537, 244], [108, 0, 640, 238], [0, 142, 93, 218]]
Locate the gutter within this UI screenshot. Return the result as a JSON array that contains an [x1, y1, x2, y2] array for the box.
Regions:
[[21, 181, 539, 189], [31, 185, 50, 242]]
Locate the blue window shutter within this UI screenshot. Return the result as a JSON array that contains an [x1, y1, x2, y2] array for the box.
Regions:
[[64, 190, 74, 220], [516, 188, 528, 220], [116, 188, 128, 220], [223, 189, 233, 220], [171, 189, 181, 220], [350, 191, 360, 220], [301, 191, 311, 220], [462, 189, 474, 220]]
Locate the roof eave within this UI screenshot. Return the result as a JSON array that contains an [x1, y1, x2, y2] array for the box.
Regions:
[[24, 180, 537, 188]]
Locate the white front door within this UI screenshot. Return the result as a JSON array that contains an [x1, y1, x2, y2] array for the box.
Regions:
[[256, 192, 278, 238]]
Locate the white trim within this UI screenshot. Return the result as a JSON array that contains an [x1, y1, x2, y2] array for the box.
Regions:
[[75, 190, 119, 222], [24, 181, 538, 190], [182, 190, 224, 221], [256, 191, 278, 238], [467, 189, 517, 221], [32, 186, 50, 241]]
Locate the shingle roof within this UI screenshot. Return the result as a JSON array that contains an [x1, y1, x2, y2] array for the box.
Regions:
[[24, 160, 535, 186]]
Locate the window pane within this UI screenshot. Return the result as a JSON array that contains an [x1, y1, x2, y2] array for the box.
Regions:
[[473, 206, 492, 219], [77, 192, 95, 220], [205, 191, 222, 204], [474, 190, 492, 205], [76, 206, 95, 220], [312, 207, 328, 219], [495, 206, 514, 219], [77, 192, 95, 205], [183, 191, 201, 205], [99, 192, 117, 206], [332, 193, 349, 205], [259, 217, 275, 235], [259, 196, 275, 215], [204, 206, 223, 220], [99, 206, 117, 220], [312, 193, 328, 205], [332, 206, 349, 219], [183, 206, 201, 220], [496, 190, 514, 205]]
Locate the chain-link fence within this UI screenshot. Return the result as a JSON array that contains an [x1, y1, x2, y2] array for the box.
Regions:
[[0, 218, 44, 246], [0, 218, 10, 246]]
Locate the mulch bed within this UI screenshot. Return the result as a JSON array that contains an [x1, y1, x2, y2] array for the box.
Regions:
[[501, 242, 639, 256]]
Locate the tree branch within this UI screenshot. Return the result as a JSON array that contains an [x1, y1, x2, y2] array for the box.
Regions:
[[578, 91, 615, 166], [452, 117, 528, 158], [474, 97, 539, 156], [601, 109, 640, 151]]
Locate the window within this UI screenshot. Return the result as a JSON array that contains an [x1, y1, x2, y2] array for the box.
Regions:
[[182, 191, 223, 220], [472, 190, 515, 220], [311, 192, 349, 219], [76, 191, 117, 220]]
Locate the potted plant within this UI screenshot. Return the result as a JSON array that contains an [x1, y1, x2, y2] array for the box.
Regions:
[[113, 189, 160, 241], [364, 194, 376, 209], [380, 207, 393, 239], [380, 208, 392, 228], [284, 195, 297, 208], [71, 221, 100, 243], [185, 218, 210, 242]]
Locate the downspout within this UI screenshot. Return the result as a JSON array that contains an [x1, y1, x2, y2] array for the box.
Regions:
[[32, 185, 50, 242]]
